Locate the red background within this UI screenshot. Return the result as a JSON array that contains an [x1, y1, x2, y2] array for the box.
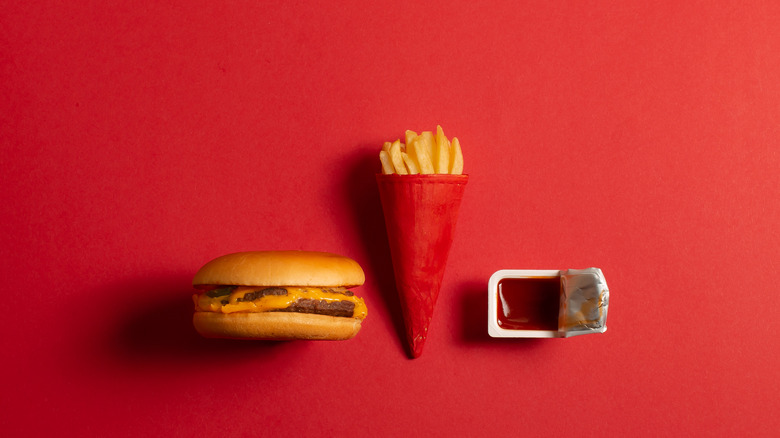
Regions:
[[2, 1, 779, 436]]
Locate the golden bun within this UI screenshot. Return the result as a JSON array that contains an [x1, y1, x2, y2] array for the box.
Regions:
[[192, 251, 365, 288], [193, 312, 362, 340]]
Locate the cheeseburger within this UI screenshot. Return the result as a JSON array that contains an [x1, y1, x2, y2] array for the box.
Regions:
[[192, 251, 367, 340]]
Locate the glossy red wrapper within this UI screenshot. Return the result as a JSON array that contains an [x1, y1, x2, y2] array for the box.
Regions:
[[376, 174, 468, 358]]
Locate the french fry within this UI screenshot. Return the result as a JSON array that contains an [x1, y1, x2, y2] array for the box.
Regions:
[[382, 142, 392, 154], [413, 133, 435, 174], [412, 137, 435, 174], [403, 131, 420, 170], [379, 150, 394, 174], [434, 125, 450, 174], [401, 152, 419, 174], [418, 131, 434, 161], [389, 140, 408, 175], [406, 139, 421, 171], [450, 137, 463, 175], [405, 130, 417, 147]]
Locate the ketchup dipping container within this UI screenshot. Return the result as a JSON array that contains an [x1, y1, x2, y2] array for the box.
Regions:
[[488, 268, 609, 338]]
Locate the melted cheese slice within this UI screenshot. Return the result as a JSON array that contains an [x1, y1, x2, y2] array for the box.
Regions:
[[193, 286, 367, 320]]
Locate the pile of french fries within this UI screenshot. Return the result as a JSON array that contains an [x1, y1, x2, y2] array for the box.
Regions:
[[379, 126, 463, 175]]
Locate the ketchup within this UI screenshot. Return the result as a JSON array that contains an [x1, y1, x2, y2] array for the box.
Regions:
[[497, 277, 560, 331]]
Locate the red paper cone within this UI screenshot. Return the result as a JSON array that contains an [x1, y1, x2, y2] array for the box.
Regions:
[[376, 174, 468, 358]]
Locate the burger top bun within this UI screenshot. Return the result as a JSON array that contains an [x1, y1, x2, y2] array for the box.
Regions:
[[192, 251, 365, 288]]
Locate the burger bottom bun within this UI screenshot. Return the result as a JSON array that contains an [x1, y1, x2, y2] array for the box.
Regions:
[[193, 312, 362, 340]]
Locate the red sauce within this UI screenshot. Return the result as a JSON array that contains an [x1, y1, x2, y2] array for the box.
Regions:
[[497, 277, 560, 331]]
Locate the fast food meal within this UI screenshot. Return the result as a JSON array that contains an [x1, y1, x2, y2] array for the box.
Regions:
[[376, 126, 468, 358], [192, 251, 367, 340]]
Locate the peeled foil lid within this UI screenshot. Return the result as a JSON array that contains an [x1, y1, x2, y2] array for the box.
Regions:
[[559, 268, 609, 337]]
